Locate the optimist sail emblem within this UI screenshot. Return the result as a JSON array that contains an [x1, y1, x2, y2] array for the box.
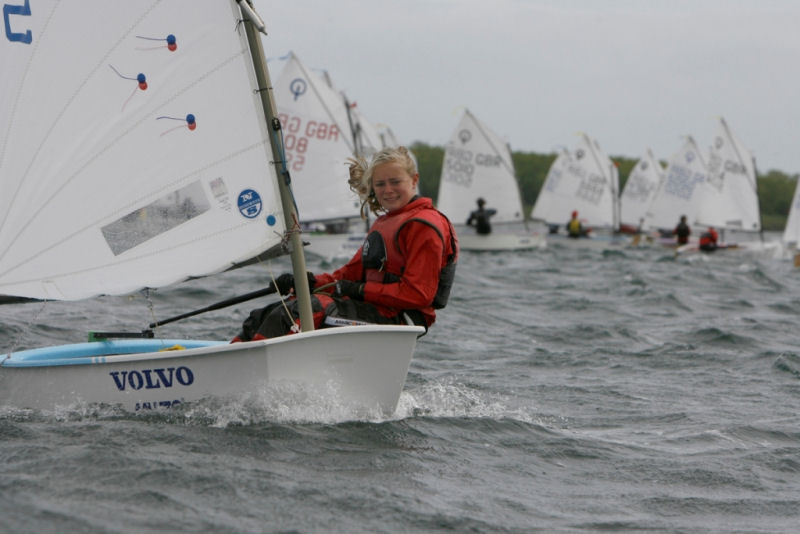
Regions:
[[237, 189, 263, 218]]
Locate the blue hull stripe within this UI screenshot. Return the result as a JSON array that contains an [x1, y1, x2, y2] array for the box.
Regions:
[[1, 339, 226, 368]]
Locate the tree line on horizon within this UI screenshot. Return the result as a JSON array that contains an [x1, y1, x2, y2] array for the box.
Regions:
[[410, 142, 798, 232]]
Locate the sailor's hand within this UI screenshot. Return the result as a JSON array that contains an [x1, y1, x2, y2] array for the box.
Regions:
[[334, 280, 364, 300], [271, 273, 295, 295], [271, 272, 316, 295]]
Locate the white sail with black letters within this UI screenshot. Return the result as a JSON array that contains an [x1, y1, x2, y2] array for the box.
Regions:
[[532, 133, 619, 230], [697, 117, 760, 232], [437, 109, 524, 224], [437, 109, 544, 250], [643, 136, 708, 231], [272, 51, 363, 223]]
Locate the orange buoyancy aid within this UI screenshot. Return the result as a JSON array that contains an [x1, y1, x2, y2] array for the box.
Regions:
[[699, 228, 718, 247], [362, 197, 458, 312]]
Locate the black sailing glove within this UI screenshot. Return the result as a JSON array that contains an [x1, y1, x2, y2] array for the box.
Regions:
[[271, 272, 316, 295], [271, 273, 295, 295], [334, 280, 364, 300]]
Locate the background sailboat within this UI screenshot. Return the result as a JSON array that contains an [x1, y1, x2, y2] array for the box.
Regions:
[[695, 118, 765, 248], [779, 180, 800, 265], [436, 109, 545, 251], [532, 133, 622, 244], [643, 136, 708, 235], [0, 0, 422, 415], [620, 148, 664, 233], [272, 51, 384, 261]]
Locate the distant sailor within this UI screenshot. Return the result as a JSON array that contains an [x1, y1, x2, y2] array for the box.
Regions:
[[233, 146, 459, 341], [466, 197, 496, 235], [699, 226, 719, 252], [673, 215, 691, 245], [566, 210, 588, 238]]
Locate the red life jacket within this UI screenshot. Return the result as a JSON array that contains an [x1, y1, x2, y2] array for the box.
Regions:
[[699, 228, 718, 247], [363, 198, 458, 310]]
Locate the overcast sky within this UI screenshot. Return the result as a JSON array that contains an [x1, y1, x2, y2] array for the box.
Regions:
[[255, 0, 800, 176]]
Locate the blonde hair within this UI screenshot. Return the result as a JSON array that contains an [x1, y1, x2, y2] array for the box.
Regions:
[[347, 146, 418, 218]]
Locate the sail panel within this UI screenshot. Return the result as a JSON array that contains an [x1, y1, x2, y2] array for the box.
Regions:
[[0, 0, 285, 301]]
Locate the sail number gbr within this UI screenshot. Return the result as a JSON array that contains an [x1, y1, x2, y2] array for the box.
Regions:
[[443, 147, 502, 187], [278, 113, 341, 172]]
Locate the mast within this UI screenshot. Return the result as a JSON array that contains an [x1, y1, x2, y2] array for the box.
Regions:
[[238, 0, 314, 331], [753, 155, 765, 243], [343, 94, 371, 232]]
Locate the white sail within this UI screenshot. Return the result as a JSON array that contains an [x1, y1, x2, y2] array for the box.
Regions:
[[437, 109, 524, 225], [697, 118, 760, 232], [590, 135, 621, 230], [621, 149, 663, 227], [0, 0, 285, 301], [783, 180, 800, 245], [272, 52, 362, 222], [531, 133, 619, 229], [316, 68, 382, 157], [643, 136, 708, 231], [349, 105, 383, 157], [531, 149, 570, 225]]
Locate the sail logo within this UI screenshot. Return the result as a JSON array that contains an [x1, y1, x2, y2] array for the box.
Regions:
[[458, 129, 472, 144], [109, 367, 194, 391], [290, 78, 307, 100], [238, 189, 263, 218], [3, 0, 32, 43]]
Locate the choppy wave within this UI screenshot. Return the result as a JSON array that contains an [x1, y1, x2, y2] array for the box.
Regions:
[[2, 234, 800, 532]]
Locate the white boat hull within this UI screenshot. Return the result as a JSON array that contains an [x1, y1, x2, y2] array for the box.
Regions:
[[675, 239, 782, 259], [458, 232, 546, 251], [546, 231, 633, 250], [0, 325, 423, 416]]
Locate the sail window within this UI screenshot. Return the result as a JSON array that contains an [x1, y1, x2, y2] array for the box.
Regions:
[[101, 181, 211, 255]]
